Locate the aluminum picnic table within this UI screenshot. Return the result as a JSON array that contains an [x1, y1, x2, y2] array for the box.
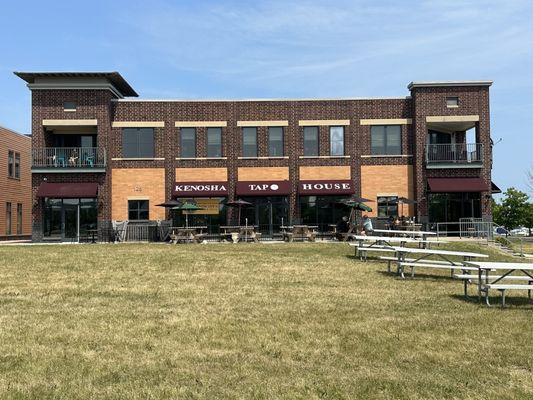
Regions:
[[387, 246, 488, 278], [464, 261, 533, 306]]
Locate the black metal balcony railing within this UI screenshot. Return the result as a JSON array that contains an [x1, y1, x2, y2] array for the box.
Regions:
[[32, 147, 106, 169], [426, 143, 483, 164]]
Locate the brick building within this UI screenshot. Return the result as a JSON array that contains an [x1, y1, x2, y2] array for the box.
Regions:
[[14, 72, 497, 241], [0, 125, 31, 240]]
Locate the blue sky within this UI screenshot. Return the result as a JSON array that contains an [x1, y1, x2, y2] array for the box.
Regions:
[[0, 0, 532, 195]]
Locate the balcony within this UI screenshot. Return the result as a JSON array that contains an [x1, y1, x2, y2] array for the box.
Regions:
[[425, 143, 483, 169], [32, 147, 106, 173]]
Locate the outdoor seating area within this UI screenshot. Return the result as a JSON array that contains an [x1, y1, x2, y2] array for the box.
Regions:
[[349, 231, 533, 307]]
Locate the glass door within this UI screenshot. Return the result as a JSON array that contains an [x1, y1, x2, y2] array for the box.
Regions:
[[63, 199, 79, 240], [43, 198, 62, 239]]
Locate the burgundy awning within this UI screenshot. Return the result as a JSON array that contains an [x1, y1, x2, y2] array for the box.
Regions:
[[427, 178, 489, 193], [299, 180, 355, 195], [36, 182, 98, 198], [236, 181, 291, 196]]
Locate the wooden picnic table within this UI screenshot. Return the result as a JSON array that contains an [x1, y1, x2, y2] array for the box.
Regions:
[[464, 261, 533, 307], [220, 225, 261, 243], [280, 225, 318, 242], [170, 226, 207, 244]]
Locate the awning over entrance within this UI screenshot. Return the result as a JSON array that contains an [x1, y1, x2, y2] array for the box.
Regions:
[[427, 178, 489, 193], [36, 182, 98, 198], [491, 182, 502, 194]]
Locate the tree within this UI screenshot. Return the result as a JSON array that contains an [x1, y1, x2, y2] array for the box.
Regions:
[[524, 203, 533, 236], [494, 187, 530, 231], [527, 167, 533, 194]]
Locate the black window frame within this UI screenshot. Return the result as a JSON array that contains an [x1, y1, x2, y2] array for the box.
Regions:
[[128, 200, 149, 221], [303, 126, 319, 156], [207, 127, 223, 158], [122, 128, 155, 158], [377, 196, 399, 219], [242, 127, 258, 157], [268, 126, 284, 157], [180, 127, 197, 158], [329, 126, 345, 156], [371, 125, 402, 155]]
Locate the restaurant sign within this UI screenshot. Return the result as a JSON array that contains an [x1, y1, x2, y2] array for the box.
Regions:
[[236, 181, 291, 196], [173, 181, 228, 197], [298, 180, 355, 195]]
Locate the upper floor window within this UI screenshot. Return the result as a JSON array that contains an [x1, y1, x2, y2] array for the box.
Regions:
[[242, 127, 257, 157], [371, 125, 401, 155], [14, 153, 20, 179], [329, 126, 344, 156], [128, 200, 149, 220], [268, 127, 284, 156], [446, 97, 459, 108], [180, 128, 196, 158], [7, 150, 14, 178], [303, 126, 319, 156], [63, 101, 77, 111], [207, 127, 222, 157], [377, 196, 398, 219], [122, 128, 154, 158]]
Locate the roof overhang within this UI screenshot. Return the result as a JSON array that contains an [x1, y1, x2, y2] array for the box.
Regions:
[[14, 71, 138, 98], [408, 81, 493, 90], [36, 182, 98, 198], [428, 178, 489, 193]]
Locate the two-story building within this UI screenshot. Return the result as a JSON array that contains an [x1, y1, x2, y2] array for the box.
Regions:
[[0, 125, 31, 240], [15, 71, 497, 241]]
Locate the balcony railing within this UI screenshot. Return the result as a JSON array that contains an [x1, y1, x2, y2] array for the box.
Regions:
[[32, 147, 106, 169], [426, 143, 483, 165]]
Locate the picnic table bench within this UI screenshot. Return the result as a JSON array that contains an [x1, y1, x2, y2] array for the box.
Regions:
[[169, 226, 207, 244], [360, 246, 487, 278], [463, 261, 533, 307], [281, 225, 317, 242]]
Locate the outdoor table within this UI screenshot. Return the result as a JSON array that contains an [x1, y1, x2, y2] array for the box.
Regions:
[[87, 229, 98, 244], [170, 226, 207, 243], [281, 225, 318, 242], [387, 246, 488, 279], [220, 226, 260, 243], [351, 235, 417, 258], [372, 228, 437, 246], [464, 261, 533, 306]]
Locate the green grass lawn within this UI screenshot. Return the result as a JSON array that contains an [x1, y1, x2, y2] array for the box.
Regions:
[[0, 242, 532, 399]]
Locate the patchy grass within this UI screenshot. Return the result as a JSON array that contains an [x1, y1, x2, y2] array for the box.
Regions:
[[0, 242, 532, 399]]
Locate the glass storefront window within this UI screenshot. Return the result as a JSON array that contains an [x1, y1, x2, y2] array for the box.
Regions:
[[428, 192, 481, 223], [43, 198, 98, 240], [241, 196, 289, 236], [299, 196, 347, 232], [172, 198, 227, 234]]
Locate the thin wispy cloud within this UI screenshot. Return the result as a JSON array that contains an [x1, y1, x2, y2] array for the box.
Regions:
[[0, 0, 532, 192]]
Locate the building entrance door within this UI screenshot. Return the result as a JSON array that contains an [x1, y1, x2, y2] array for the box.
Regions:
[[63, 199, 79, 240]]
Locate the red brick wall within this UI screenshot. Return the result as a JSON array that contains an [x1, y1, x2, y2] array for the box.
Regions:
[[29, 84, 493, 236]]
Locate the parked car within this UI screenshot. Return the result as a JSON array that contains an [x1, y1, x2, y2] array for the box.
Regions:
[[494, 226, 509, 236], [509, 227, 529, 236]]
